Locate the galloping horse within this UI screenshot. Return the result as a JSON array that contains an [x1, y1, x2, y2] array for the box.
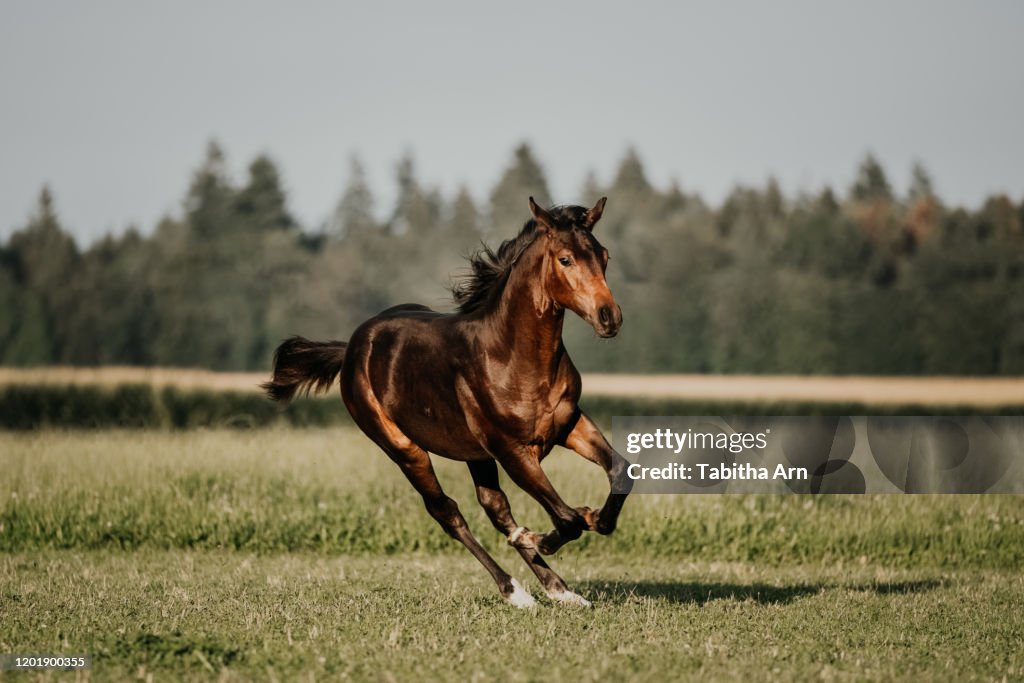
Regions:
[[263, 197, 630, 607]]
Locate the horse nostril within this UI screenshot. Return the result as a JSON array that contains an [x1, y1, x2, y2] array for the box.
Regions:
[[599, 306, 611, 326]]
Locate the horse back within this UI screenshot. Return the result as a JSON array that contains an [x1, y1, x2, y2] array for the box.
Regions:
[[375, 303, 440, 318]]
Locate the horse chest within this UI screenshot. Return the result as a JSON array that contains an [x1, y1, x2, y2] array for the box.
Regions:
[[498, 388, 568, 446], [456, 371, 576, 456]]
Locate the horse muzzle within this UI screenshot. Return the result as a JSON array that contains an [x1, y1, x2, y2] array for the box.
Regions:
[[595, 304, 623, 338]]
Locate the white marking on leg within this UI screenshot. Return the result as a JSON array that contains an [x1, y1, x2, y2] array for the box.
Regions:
[[504, 578, 537, 609], [507, 526, 528, 545], [547, 588, 592, 607]]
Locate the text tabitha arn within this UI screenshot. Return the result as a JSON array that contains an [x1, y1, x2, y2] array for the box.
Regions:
[[627, 462, 809, 481]]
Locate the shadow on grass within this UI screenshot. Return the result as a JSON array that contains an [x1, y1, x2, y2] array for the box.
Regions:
[[578, 578, 944, 605]]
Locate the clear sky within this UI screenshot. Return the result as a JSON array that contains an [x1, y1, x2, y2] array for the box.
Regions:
[[2, 1, 1023, 243]]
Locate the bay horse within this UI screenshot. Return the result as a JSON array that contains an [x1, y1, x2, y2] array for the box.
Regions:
[[263, 197, 630, 608]]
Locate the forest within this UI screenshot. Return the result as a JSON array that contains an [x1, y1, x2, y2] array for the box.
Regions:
[[1, 142, 1021, 374]]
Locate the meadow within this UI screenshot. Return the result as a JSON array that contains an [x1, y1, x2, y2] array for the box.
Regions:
[[3, 427, 1024, 681]]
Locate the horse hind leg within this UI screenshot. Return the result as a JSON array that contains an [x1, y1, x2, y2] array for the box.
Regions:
[[467, 460, 591, 607], [372, 430, 535, 608]]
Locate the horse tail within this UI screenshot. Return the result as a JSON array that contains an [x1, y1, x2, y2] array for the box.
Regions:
[[262, 336, 348, 404]]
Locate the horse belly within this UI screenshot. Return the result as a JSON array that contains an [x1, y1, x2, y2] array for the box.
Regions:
[[395, 404, 491, 461], [386, 361, 490, 460]]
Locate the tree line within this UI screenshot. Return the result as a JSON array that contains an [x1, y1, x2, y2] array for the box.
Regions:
[[1, 142, 1021, 374]]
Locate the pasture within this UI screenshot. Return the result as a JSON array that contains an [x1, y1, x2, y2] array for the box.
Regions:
[[3, 427, 1023, 681]]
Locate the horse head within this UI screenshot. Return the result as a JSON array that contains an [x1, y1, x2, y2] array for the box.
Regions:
[[528, 196, 622, 338]]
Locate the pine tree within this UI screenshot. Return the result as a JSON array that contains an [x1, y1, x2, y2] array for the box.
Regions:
[[185, 140, 235, 240], [236, 155, 295, 233], [4, 187, 78, 363], [488, 143, 551, 236], [9, 187, 77, 289], [330, 157, 378, 238], [817, 187, 839, 214], [908, 161, 934, 201], [390, 153, 439, 238], [580, 170, 604, 205], [447, 186, 481, 248], [611, 147, 651, 195], [850, 153, 893, 201]]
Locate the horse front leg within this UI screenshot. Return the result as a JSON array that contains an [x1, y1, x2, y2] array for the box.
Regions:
[[496, 450, 590, 556], [561, 412, 632, 535]]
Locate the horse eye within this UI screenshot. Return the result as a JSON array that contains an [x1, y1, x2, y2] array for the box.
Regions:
[[558, 256, 572, 267]]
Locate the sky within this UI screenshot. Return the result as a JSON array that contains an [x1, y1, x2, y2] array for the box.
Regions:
[[2, 1, 1023, 244]]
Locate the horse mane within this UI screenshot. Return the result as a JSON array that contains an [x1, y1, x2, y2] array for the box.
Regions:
[[452, 205, 590, 314]]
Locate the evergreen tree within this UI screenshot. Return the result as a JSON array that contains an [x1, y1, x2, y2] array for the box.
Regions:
[[764, 177, 784, 218], [817, 187, 840, 214], [908, 161, 934, 201], [580, 170, 604, 205], [185, 141, 234, 240], [61, 229, 158, 364], [8, 187, 77, 293], [330, 157, 377, 238], [0, 143, 1021, 375], [236, 155, 295, 233], [489, 143, 551, 236], [611, 147, 652, 195], [389, 153, 440, 238], [850, 153, 893, 201], [5, 187, 78, 363], [447, 186, 481, 249]]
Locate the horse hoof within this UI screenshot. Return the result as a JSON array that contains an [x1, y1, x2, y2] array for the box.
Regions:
[[537, 536, 565, 556], [504, 578, 537, 609], [595, 510, 617, 535], [547, 589, 592, 607]]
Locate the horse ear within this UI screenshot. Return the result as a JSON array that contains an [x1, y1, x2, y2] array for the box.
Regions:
[[528, 196, 555, 232], [583, 197, 607, 230]]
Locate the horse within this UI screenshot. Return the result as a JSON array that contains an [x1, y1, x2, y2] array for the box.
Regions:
[[263, 196, 630, 608]]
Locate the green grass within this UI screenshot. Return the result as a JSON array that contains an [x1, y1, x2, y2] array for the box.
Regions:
[[3, 429, 1023, 567], [2, 428, 1023, 680], [2, 553, 1022, 681]]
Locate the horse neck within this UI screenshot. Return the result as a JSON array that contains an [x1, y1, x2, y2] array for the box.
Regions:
[[483, 249, 566, 376]]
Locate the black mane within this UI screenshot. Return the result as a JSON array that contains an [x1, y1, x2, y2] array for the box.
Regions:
[[451, 205, 590, 314]]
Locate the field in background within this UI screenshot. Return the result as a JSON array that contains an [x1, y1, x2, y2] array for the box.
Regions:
[[3, 367, 1023, 431], [3, 366, 1024, 406]]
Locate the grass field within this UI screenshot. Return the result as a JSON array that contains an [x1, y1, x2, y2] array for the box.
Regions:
[[3, 428, 1024, 680], [3, 366, 1024, 406]]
